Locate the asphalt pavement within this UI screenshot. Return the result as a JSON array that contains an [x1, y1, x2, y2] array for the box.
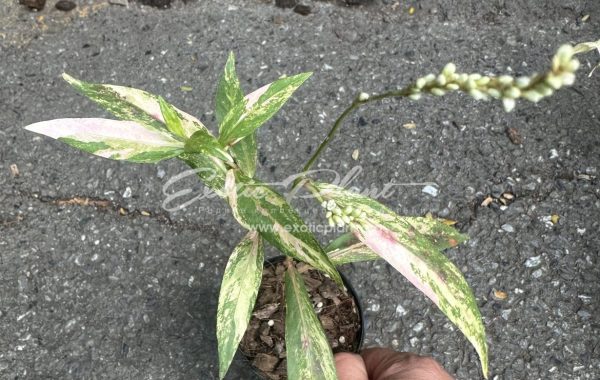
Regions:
[[1, 1, 599, 379]]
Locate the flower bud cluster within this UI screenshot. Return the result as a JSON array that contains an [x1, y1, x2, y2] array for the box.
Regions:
[[407, 44, 579, 112], [321, 199, 367, 228]]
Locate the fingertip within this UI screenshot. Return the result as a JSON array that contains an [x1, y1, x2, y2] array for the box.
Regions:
[[335, 352, 368, 380]]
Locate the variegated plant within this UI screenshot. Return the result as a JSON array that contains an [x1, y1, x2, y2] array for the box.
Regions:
[[24, 43, 596, 379]]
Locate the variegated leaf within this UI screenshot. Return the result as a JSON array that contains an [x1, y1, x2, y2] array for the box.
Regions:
[[158, 96, 186, 139], [403, 216, 467, 251], [224, 170, 342, 286], [215, 52, 258, 177], [230, 133, 258, 177], [178, 152, 228, 196], [63, 73, 207, 139], [218, 72, 312, 146], [184, 129, 234, 165], [325, 232, 380, 266], [285, 263, 337, 380], [25, 118, 184, 163], [311, 181, 487, 378], [216, 52, 245, 125], [217, 232, 264, 380]]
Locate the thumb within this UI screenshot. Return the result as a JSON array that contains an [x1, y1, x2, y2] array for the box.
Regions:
[[335, 352, 369, 380]]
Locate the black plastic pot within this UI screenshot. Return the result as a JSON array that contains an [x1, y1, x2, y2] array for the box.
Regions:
[[240, 255, 365, 379], [268, 255, 364, 351]]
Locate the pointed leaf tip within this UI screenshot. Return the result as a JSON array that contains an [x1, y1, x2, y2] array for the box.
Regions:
[[157, 96, 186, 139], [24, 118, 184, 163], [219, 71, 314, 145]]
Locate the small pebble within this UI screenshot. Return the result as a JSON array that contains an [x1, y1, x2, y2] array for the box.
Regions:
[[492, 289, 508, 301], [122, 187, 132, 198], [20, 0, 45, 11], [316, 302, 323, 308], [525, 256, 541, 268], [267, 320, 274, 327], [422, 185, 438, 197], [502, 192, 514, 200], [501, 224, 514, 233], [9, 164, 19, 177], [352, 149, 360, 161], [505, 127, 523, 145], [481, 196, 493, 207], [369, 303, 380, 312], [402, 122, 417, 129], [532, 269, 543, 278], [501, 309, 512, 320], [338, 336, 346, 344], [412, 322, 424, 333], [293, 4, 311, 15], [577, 310, 591, 319], [395, 304, 407, 317], [55, 0, 76, 11]]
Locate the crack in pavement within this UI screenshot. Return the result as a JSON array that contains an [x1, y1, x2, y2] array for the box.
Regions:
[[10, 188, 219, 234]]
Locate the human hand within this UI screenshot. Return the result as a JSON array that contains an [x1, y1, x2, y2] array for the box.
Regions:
[[335, 348, 454, 380]]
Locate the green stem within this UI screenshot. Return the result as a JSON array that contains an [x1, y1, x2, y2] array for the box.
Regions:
[[292, 87, 412, 191]]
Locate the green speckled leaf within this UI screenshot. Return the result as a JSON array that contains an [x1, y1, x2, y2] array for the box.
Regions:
[[215, 52, 258, 177], [25, 118, 183, 163], [184, 129, 234, 165], [285, 263, 337, 380], [224, 170, 342, 286], [217, 232, 263, 380], [63, 73, 207, 139], [324, 233, 380, 266], [218, 72, 312, 146], [230, 133, 258, 177], [216, 52, 245, 125], [178, 152, 227, 196], [57, 138, 110, 154], [158, 96, 186, 139], [311, 181, 487, 378]]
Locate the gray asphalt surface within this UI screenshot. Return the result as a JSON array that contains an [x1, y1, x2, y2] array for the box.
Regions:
[[1, 0, 599, 379]]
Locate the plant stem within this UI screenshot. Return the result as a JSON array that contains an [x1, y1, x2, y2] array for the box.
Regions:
[[291, 87, 412, 191]]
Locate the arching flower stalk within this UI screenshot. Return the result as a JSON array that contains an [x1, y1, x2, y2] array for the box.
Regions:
[[406, 45, 579, 112]]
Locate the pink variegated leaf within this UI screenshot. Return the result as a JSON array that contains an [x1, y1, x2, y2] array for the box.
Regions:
[[310, 181, 488, 378], [218, 72, 312, 146], [63, 73, 208, 139], [25, 118, 184, 163]]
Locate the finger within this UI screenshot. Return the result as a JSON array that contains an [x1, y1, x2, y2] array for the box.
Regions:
[[361, 348, 454, 380], [335, 352, 369, 380]]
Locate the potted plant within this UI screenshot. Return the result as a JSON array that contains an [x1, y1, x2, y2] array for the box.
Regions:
[[24, 40, 597, 379]]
